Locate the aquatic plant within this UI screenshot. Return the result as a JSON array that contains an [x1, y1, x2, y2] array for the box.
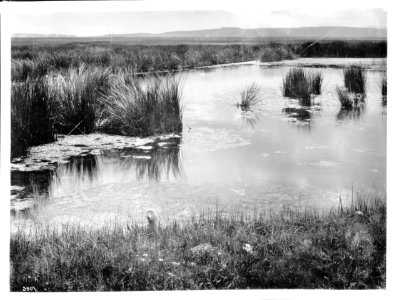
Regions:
[[99, 74, 183, 136], [11, 79, 54, 158], [336, 87, 353, 109], [336, 86, 365, 109], [10, 192, 386, 290], [236, 83, 261, 111], [48, 65, 111, 134], [309, 72, 323, 95], [282, 68, 313, 106], [344, 65, 366, 94]]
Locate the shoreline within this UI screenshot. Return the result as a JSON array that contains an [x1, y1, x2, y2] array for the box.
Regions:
[[10, 193, 386, 291]]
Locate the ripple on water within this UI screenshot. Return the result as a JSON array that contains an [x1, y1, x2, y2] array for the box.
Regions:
[[184, 127, 250, 153]]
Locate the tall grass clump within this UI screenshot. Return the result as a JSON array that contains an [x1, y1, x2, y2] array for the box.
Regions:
[[236, 83, 261, 111], [309, 72, 323, 95], [99, 75, 183, 136], [282, 68, 312, 106], [11, 79, 54, 158], [10, 192, 385, 291], [344, 66, 366, 94], [48, 65, 111, 134]]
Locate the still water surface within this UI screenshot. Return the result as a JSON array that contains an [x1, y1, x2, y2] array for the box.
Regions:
[[11, 59, 387, 229]]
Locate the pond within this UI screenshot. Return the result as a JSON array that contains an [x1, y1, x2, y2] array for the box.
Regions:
[[11, 58, 387, 230]]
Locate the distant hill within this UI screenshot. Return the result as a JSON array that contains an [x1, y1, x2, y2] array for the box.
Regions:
[[12, 33, 77, 38], [102, 26, 386, 40], [13, 27, 387, 45]]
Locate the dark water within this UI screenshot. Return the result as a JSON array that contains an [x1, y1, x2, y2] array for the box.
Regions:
[[11, 59, 387, 230]]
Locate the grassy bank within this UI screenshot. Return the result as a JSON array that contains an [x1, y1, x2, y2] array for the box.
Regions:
[[12, 41, 387, 82], [11, 68, 183, 158], [10, 193, 386, 291]]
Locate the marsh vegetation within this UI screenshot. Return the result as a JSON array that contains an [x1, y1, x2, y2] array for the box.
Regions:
[[10, 193, 385, 291], [10, 37, 387, 292], [236, 83, 262, 111], [282, 68, 323, 106], [336, 66, 367, 109]]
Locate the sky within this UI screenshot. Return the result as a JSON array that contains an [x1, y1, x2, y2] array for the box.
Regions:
[[9, 8, 387, 37]]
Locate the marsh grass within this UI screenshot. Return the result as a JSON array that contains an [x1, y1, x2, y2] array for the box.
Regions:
[[336, 86, 365, 109], [99, 74, 183, 136], [11, 79, 54, 158], [309, 72, 323, 95], [259, 45, 296, 62], [48, 65, 111, 134], [10, 193, 385, 291], [337, 87, 354, 109], [282, 68, 322, 106], [236, 83, 261, 111], [344, 66, 366, 94]]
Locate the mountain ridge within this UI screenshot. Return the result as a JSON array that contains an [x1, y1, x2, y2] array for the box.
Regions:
[[14, 26, 387, 40]]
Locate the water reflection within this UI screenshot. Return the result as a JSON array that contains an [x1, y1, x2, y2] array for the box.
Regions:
[[11, 170, 53, 199], [336, 104, 366, 123], [116, 141, 183, 181], [54, 154, 99, 184], [52, 137, 184, 183], [240, 110, 261, 129]]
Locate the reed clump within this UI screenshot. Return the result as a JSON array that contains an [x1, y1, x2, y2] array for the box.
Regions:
[[11, 79, 54, 158], [282, 68, 323, 106], [236, 83, 261, 111], [99, 74, 183, 136], [344, 66, 366, 94], [48, 65, 111, 134]]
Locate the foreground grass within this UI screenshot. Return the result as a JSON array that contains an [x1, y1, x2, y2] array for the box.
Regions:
[[10, 193, 386, 291]]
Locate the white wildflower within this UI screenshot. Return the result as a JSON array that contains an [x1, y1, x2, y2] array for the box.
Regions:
[[142, 253, 148, 257], [158, 258, 164, 262], [242, 243, 253, 253]]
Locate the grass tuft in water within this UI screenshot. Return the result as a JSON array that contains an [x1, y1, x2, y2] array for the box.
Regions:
[[309, 72, 323, 95], [344, 66, 366, 94], [336, 86, 365, 109], [99, 74, 183, 136], [282, 68, 323, 106], [10, 192, 385, 291], [236, 83, 261, 111]]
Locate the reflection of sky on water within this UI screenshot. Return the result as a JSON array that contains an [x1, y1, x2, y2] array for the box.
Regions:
[[11, 59, 387, 229]]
